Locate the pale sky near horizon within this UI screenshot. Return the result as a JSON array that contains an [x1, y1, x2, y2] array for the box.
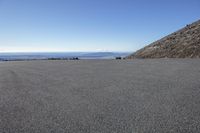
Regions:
[[0, 0, 200, 52]]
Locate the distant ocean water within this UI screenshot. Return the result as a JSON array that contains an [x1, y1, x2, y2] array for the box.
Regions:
[[0, 52, 130, 61]]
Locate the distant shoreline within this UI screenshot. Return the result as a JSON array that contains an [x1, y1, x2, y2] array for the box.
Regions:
[[0, 52, 130, 61]]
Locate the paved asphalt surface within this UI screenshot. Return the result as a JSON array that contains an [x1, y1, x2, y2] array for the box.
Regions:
[[0, 59, 200, 133]]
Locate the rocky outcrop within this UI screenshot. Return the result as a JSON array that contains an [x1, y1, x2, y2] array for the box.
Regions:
[[127, 20, 200, 58]]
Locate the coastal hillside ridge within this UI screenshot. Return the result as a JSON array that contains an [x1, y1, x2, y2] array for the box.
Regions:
[[127, 19, 200, 58]]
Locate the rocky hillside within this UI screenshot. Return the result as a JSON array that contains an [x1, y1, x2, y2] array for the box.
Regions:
[[127, 20, 200, 58]]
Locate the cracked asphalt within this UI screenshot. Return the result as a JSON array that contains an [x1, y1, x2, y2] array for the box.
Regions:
[[0, 59, 200, 133]]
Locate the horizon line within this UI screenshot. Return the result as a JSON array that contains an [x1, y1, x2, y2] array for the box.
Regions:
[[0, 51, 133, 53]]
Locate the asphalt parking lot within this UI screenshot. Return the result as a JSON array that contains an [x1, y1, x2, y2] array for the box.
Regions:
[[0, 59, 200, 133]]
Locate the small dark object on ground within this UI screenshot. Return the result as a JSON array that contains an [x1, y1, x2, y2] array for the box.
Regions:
[[47, 57, 79, 60], [48, 58, 62, 60], [69, 57, 79, 60], [115, 57, 122, 60]]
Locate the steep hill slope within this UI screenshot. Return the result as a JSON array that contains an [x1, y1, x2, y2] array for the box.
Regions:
[[127, 20, 200, 58]]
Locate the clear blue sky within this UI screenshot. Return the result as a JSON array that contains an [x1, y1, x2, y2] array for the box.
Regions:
[[0, 0, 199, 52]]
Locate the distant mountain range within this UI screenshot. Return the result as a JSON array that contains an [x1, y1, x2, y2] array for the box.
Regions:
[[127, 19, 200, 58], [0, 52, 130, 61]]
